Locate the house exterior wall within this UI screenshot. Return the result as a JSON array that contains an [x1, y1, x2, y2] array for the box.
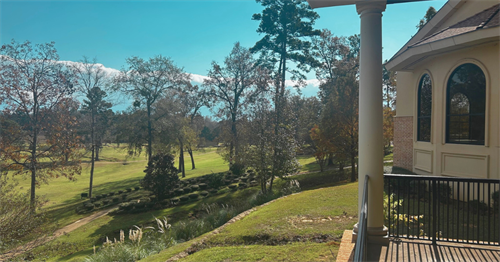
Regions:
[[394, 42, 499, 179]]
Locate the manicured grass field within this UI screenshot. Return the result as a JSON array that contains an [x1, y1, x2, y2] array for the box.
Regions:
[[9, 145, 328, 261]]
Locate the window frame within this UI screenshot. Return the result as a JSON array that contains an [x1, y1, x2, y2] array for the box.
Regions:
[[445, 62, 487, 145]]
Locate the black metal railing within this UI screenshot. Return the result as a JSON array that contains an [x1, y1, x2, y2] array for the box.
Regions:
[[354, 175, 369, 262], [385, 174, 499, 245]]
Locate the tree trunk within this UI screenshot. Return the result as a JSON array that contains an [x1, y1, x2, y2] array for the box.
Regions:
[[147, 102, 153, 159], [179, 139, 185, 177], [30, 93, 38, 209], [188, 147, 195, 169], [350, 152, 356, 182], [95, 141, 100, 161], [89, 111, 95, 198], [231, 112, 238, 159]]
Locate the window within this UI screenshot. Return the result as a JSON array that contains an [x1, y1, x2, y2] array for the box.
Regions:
[[446, 63, 486, 144], [417, 74, 432, 142]]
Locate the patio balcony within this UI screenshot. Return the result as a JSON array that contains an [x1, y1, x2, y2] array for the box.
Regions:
[[348, 174, 500, 262]]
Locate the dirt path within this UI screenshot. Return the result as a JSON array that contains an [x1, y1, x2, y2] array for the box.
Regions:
[[0, 207, 115, 261]]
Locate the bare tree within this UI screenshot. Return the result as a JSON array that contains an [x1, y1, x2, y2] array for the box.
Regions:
[[74, 57, 112, 198], [113, 55, 190, 159], [203, 42, 269, 164], [0, 40, 80, 207]]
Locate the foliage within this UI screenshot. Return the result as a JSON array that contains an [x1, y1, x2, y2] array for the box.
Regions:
[[416, 6, 437, 30], [243, 94, 301, 194], [309, 124, 333, 172], [229, 162, 246, 176], [312, 30, 360, 181], [0, 40, 81, 205], [251, 0, 321, 87], [141, 153, 180, 200], [206, 172, 225, 189], [0, 177, 50, 253], [383, 107, 395, 155]]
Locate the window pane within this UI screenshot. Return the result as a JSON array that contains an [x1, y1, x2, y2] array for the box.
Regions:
[[446, 64, 485, 145], [418, 118, 431, 142], [417, 74, 432, 142]]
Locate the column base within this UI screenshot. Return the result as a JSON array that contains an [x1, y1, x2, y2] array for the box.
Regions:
[[352, 223, 389, 245]]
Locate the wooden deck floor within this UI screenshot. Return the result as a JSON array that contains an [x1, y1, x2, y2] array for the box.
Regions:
[[367, 239, 500, 262]]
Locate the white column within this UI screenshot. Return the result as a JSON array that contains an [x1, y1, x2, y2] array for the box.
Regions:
[[355, 0, 388, 241]]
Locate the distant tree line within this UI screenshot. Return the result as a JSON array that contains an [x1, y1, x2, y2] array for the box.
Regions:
[[1, 0, 400, 211]]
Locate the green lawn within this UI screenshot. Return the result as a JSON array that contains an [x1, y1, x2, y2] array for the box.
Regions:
[[178, 243, 336, 262], [297, 155, 320, 172]]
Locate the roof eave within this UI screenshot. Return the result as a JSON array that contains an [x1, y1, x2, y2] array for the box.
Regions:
[[386, 0, 465, 68], [386, 26, 500, 71]]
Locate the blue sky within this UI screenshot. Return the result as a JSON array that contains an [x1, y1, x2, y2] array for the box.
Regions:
[[0, 0, 446, 110]]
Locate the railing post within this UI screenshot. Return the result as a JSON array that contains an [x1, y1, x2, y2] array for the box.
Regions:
[[432, 179, 437, 245]]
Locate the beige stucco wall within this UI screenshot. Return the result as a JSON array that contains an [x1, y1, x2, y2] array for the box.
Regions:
[[395, 42, 500, 179]]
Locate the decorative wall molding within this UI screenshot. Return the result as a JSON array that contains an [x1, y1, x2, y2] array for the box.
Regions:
[[414, 149, 433, 173], [441, 152, 489, 178]]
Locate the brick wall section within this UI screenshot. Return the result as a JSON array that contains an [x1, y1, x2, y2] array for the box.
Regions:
[[393, 116, 413, 171]]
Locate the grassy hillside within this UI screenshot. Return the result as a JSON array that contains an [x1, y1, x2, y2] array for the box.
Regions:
[[143, 182, 358, 262]]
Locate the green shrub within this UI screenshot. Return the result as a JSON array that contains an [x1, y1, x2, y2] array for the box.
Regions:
[[108, 192, 115, 196], [102, 199, 110, 205], [112, 197, 120, 203], [126, 188, 132, 192], [206, 173, 225, 189], [135, 202, 145, 209], [122, 194, 128, 200], [141, 153, 180, 201], [469, 200, 489, 214], [230, 162, 245, 176], [188, 194, 199, 200], [118, 203, 132, 211], [134, 186, 140, 191], [437, 183, 452, 203], [199, 183, 208, 190], [90, 197, 96, 203], [84, 203, 95, 211], [409, 180, 426, 198], [174, 188, 184, 196], [118, 190, 124, 194], [179, 196, 189, 202], [171, 198, 180, 205], [183, 187, 192, 193], [94, 202, 102, 208], [228, 184, 237, 191], [233, 178, 240, 183], [191, 185, 200, 191], [200, 191, 209, 197], [224, 179, 232, 185], [493, 191, 499, 213], [238, 183, 247, 189]]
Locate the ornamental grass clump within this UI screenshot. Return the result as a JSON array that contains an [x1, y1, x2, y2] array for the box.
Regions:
[[85, 218, 175, 262]]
